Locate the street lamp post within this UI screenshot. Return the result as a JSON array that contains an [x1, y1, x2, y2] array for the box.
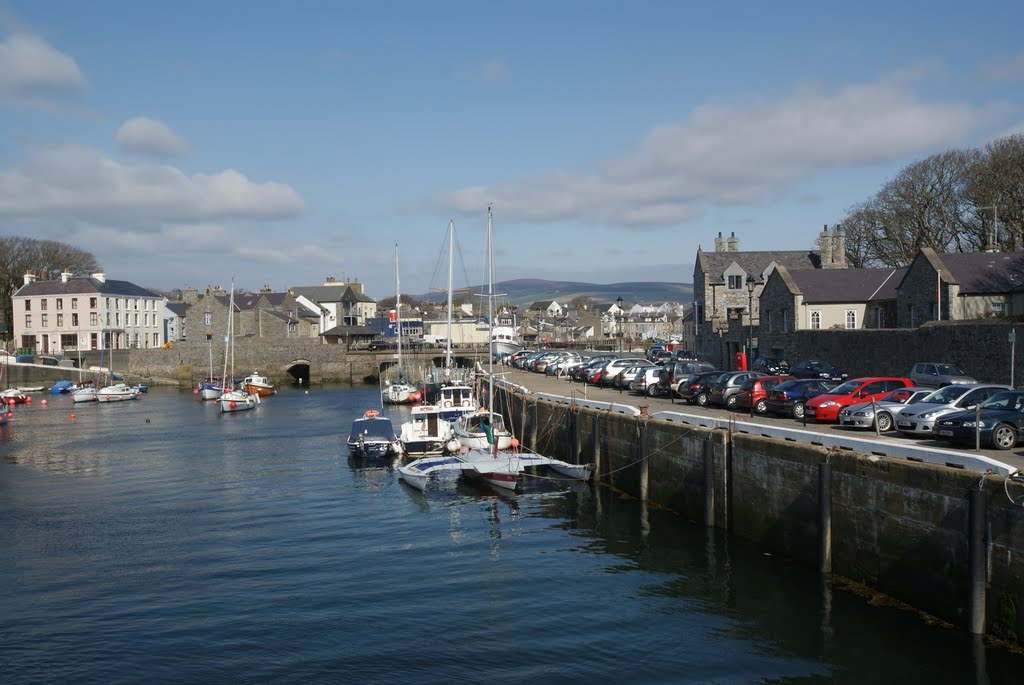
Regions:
[[746, 275, 756, 362]]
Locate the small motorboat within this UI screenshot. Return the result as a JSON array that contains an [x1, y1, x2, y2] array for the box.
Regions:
[[348, 410, 402, 459], [0, 388, 30, 405], [242, 372, 274, 397]]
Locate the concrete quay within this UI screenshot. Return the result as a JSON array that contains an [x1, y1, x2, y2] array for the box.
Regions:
[[494, 367, 1024, 645]]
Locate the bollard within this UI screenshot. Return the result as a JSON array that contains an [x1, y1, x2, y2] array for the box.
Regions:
[[968, 485, 987, 635], [703, 438, 715, 528], [819, 461, 832, 574]]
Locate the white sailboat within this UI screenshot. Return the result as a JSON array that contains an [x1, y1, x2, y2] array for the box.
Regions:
[[219, 280, 259, 413], [96, 329, 138, 403], [197, 334, 223, 401], [399, 207, 593, 492], [382, 243, 418, 405]]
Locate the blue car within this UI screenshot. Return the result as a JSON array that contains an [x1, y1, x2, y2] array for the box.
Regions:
[[933, 390, 1024, 450], [763, 378, 838, 419]]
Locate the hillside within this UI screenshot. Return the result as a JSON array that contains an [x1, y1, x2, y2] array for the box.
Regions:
[[421, 278, 693, 306]]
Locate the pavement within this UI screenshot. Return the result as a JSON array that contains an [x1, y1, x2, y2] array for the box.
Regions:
[[500, 366, 1024, 474]]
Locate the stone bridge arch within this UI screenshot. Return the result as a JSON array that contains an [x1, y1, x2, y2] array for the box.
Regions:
[[284, 359, 312, 385]]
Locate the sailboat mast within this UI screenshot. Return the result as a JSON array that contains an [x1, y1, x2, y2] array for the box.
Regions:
[[445, 219, 454, 375], [395, 242, 403, 373], [487, 207, 495, 415]]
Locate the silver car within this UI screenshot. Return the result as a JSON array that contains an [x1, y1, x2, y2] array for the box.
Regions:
[[908, 362, 977, 388], [837, 387, 933, 432], [895, 384, 1011, 436]]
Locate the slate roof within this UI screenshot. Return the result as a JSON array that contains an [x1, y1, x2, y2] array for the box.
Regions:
[[14, 276, 160, 299], [697, 249, 823, 283], [934, 251, 1024, 294], [165, 302, 188, 317], [322, 324, 377, 337], [291, 285, 349, 303], [787, 267, 907, 303]]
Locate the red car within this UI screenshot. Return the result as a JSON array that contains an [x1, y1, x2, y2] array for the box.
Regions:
[[734, 375, 795, 414], [804, 377, 913, 422]]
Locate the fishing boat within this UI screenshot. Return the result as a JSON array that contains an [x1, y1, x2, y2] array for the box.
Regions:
[[242, 371, 274, 397], [219, 281, 259, 414], [399, 404, 460, 456], [399, 207, 593, 492], [348, 409, 403, 459], [381, 243, 418, 405], [97, 382, 140, 402], [490, 325, 523, 360]]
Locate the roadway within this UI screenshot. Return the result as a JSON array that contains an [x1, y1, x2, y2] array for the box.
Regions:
[[500, 367, 1024, 473]]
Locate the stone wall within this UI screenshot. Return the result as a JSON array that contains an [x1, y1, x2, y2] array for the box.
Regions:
[[500, 387, 1024, 642]]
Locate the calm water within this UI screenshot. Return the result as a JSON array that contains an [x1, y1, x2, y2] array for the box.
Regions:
[[2, 385, 1022, 684]]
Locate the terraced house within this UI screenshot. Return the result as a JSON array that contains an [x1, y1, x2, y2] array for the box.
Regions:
[[12, 270, 165, 355]]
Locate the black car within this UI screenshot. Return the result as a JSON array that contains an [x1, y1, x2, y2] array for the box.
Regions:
[[675, 371, 727, 406], [788, 359, 847, 382], [763, 379, 838, 418], [751, 357, 789, 375]]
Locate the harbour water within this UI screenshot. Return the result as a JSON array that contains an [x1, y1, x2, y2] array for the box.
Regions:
[[2, 385, 1023, 684]]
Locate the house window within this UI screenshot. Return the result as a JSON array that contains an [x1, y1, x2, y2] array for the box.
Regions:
[[72, 298, 78, 310], [41, 314, 48, 327], [766, 309, 773, 333], [783, 310, 789, 333], [910, 306, 917, 327], [56, 298, 63, 310], [57, 314, 64, 327], [41, 299, 47, 311], [810, 310, 821, 330], [991, 302, 1007, 315], [25, 314, 31, 328], [205, 312, 212, 326], [72, 313, 79, 326], [25, 300, 31, 311], [90, 313, 98, 326], [90, 297, 97, 309], [728, 275, 743, 290], [845, 310, 856, 329]]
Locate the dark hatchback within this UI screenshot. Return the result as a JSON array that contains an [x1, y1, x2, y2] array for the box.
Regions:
[[788, 359, 848, 382], [763, 379, 838, 419], [933, 390, 1024, 450], [676, 371, 728, 406]]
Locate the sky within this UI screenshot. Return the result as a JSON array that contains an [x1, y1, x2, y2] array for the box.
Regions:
[[1, 1, 1023, 302]]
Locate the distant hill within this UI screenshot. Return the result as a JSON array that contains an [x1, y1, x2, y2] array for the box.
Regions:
[[421, 278, 693, 306]]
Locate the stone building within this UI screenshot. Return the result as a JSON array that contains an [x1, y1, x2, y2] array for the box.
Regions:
[[896, 248, 1024, 327], [693, 226, 846, 365], [12, 271, 165, 354]]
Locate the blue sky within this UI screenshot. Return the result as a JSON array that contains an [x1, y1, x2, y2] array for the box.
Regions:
[[1, 1, 1022, 301]]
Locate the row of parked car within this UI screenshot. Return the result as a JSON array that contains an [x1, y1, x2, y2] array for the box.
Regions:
[[507, 349, 1024, 451]]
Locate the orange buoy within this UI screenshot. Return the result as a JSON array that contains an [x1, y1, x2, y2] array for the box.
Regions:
[[25, 396, 32, 403], [40, 399, 47, 406], [230, 401, 237, 409], [70, 413, 76, 420], [192, 388, 199, 395], [5, 398, 13, 406]]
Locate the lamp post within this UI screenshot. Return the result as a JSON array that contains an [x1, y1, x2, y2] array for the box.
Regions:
[[616, 297, 624, 352], [746, 275, 756, 361]]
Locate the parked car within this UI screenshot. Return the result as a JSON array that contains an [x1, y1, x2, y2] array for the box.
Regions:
[[533, 351, 571, 374], [569, 354, 618, 381], [613, 362, 655, 389], [894, 383, 1011, 437], [837, 387, 934, 432], [908, 362, 977, 388], [763, 379, 840, 419], [546, 352, 581, 376], [751, 358, 790, 375], [505, 349, 534, 367], [734, 375, 796, 414], [707, 371, 767, 409], [676, 371, 727, 406], [933, 390, 1024, 450], [37, 355, 60, 366], [788, 359, 847, 382], [630, 367, 663, 396], [591, 358, 650, 387], [659, 360, 718, 396], [805, 377, 913, 422]]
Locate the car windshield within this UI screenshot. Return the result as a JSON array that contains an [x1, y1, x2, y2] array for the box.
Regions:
[[774, 380, 801, 392], [810, 361, 834, 371], [921, 385, 971, 404], [828, 380, 862, 395], [981, 391, 1024, 411], [936, 364, 965, 375]]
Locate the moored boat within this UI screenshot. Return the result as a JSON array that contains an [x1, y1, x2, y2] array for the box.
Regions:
[[348, 410, 403, 459], [399, 404, 459, 456], [1, 388, 30, 405], [96, 382, 139, 402], [242, 372, 274, 397]]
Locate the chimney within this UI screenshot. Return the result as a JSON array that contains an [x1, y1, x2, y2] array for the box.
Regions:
[[727, 232, 739, 252], [61, 270, 73, 283], [714, 232, 724, 252], [832, 225, 846, 268], [819, 225, 833, 269], [23, 272, 37, 285], [92, 271, 106, 283]]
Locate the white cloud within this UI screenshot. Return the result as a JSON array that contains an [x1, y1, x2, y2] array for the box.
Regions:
[[430, 76, 994, 228], [0, 143, 305, 224], [982, 52, 1024, 82], [0, 33, 87, 97], [116, 117, 191, 158]]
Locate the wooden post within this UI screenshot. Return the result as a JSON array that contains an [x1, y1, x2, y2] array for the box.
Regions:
[[592, 413, 601, 482], [703, 437, 715, 528], [968, 485, 987, 635], [639, 422, 649, 503], [819, 461, 832, 575]]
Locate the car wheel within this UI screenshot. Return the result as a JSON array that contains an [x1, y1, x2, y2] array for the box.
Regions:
[[754, 399, 767, 414], [792, 403, 805, 419], [991, 424, 1018, 450], [875, 412, 893, 432], [696, 392, 708, 407], [646, 384, 659, 398], [726, 395, 738, 410]]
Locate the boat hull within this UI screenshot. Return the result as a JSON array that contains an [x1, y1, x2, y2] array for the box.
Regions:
[[72, 388, 98, 403], [96, 384, 139, 402], [219, 390, 258, 412]]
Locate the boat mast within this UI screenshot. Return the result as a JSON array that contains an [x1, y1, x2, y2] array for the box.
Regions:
[[395, 242, 403, 380], [445, 219, 454, 379], [486, 206, 497, 458]]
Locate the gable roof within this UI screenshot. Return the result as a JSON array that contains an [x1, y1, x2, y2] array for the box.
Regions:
[[14, 276, 160, 299], [931, 250, 1024, 295], [697, 248, 823, 283], [782, 267, 907, 303], [291, 285, 349, 303]]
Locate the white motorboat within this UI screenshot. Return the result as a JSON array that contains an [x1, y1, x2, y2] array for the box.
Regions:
[[219, 388, 259, 413], [96, 383, 139, 402], [348, 410, 403, 459], [454, 409, 513, 451], [399, 404, 459, 457], [72, 384, 98, 403]]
